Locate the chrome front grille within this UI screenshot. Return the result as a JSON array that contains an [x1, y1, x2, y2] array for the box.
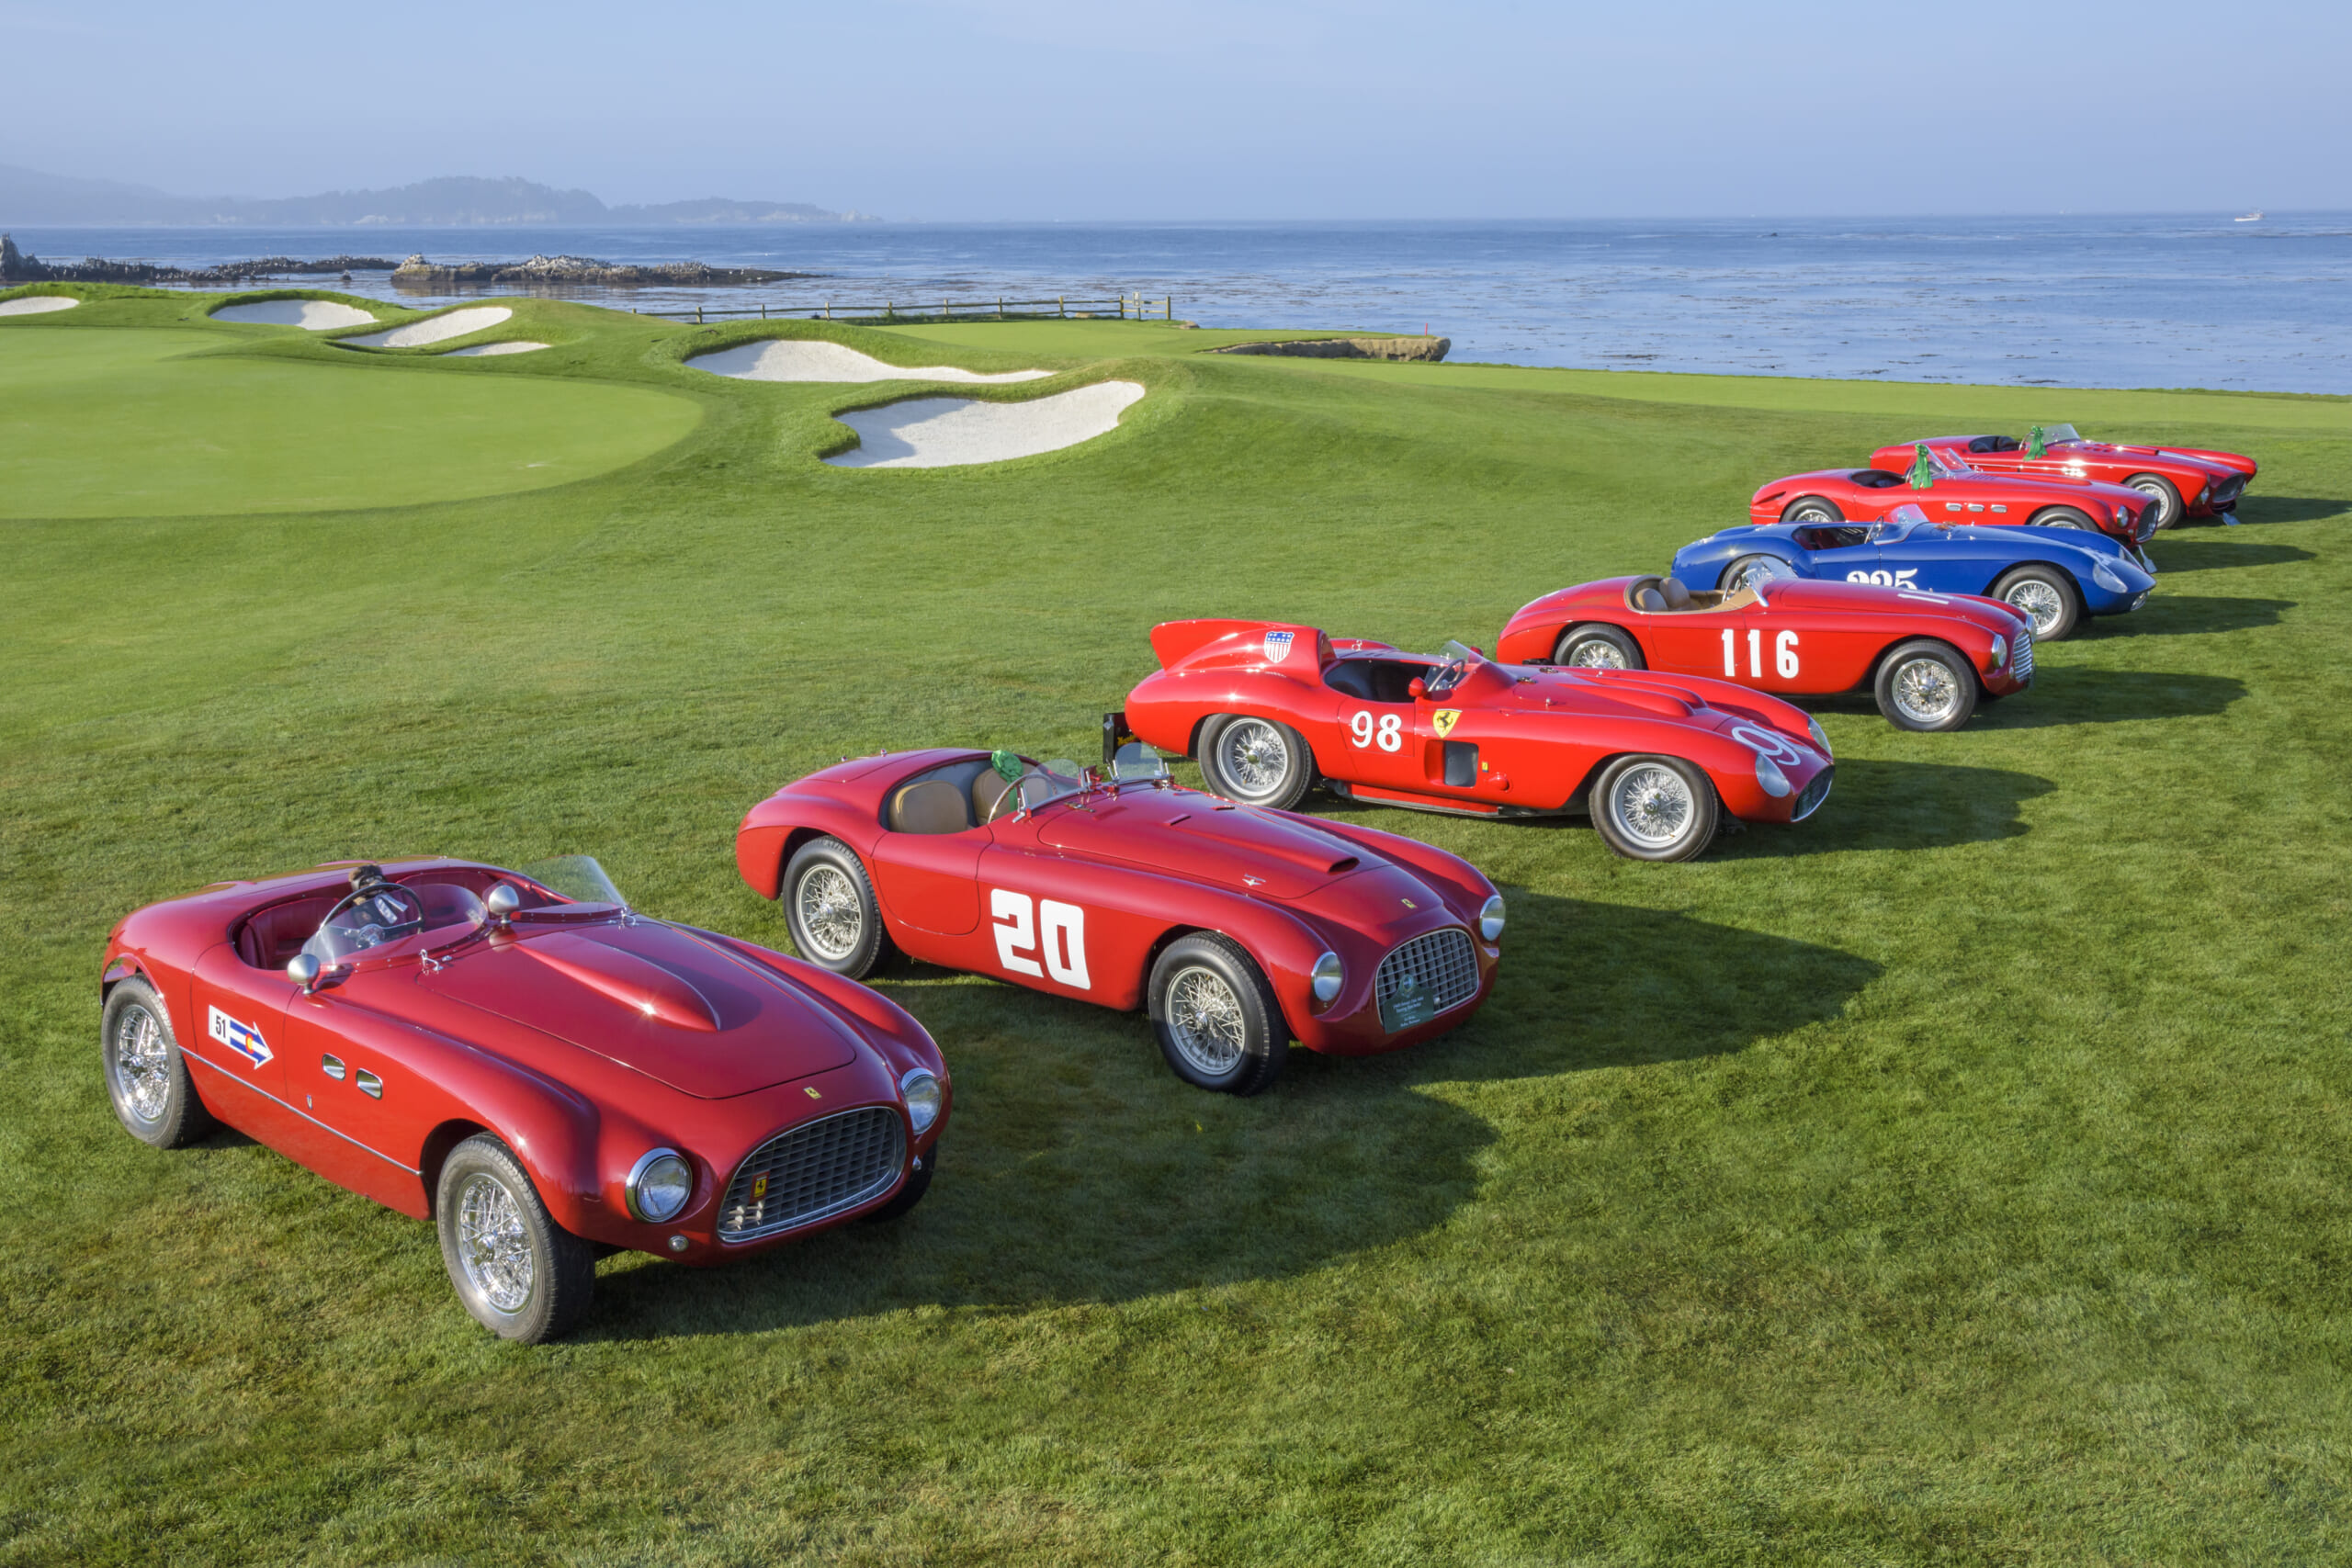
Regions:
[[1793, 765, 1834, 821], [718, 1106, 904, 1244], [1374, 927, 1480, 1020], [2013, 624, 2035, 681]]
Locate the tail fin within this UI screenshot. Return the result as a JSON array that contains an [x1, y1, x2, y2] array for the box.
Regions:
[[1148, 619, 1327, 672]]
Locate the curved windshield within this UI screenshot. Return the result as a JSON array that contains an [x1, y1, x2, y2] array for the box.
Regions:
[[1009, 759, 1086, 814], [519, 855, 628, 908], [1423, 639, 1486, 698], [302, 880, 487, 965], [2041, 423, 2083, 445]]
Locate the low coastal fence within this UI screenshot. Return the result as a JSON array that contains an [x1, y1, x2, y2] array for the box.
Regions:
[[632, 294, 1176, 325]]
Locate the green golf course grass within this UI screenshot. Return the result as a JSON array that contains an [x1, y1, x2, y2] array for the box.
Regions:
[[3, 285, 2347, 1564]]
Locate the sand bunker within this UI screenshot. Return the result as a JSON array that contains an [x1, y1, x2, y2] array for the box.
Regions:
[[0, 295, 80, 317], [214, 299, 378, 330], [443, 341, 550, 357], [826, 381, 1145, 468], [339, 307, 513, 349], [692, 339, 1052, 384]]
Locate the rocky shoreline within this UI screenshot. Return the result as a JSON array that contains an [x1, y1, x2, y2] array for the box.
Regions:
[[2, 234, 398, 285], [1210, 335, 1451, 362], [390, 254, 820, 288], [1, 235, 823, 290]]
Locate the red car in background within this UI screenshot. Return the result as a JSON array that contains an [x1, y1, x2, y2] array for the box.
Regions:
[[1753, 446, 2157, 567], [1868, 425, 2256, 527], [1497, 572, 2034, 732], [100, 856, 948, 1343], [736, 742, 1502, 1096], [1122, 619, 1832, 863]]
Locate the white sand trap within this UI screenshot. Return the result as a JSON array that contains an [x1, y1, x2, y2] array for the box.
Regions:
[[213, 299, 378, 330], [339, 306, 513, 349], [442, 340, 550, 357], [826, 381, 1146, 468], [0, 295, 79, 317], [692, 338, 1052, 385]]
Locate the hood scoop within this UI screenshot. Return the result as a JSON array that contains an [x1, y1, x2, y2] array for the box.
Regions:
[[1037, 793, 1365, 897], [514, 931, 719, 1031]]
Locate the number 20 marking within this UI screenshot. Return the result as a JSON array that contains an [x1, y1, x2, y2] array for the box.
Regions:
[[1722, 628, 1801, 680], [1349, 711, 1403, 751], [990, 889, 1091, 989]]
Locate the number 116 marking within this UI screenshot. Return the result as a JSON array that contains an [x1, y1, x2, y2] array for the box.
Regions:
[[1724, 627, 1801, 679]]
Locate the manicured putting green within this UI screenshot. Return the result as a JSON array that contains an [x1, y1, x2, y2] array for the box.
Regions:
[[0, 327, 700, 517]]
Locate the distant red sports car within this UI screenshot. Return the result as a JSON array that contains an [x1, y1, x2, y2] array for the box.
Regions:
[[1869, 425, 2255, 528], [1122, 619, 1832, 863], [735, 742, 1502, 1095], [101, 856, 948, 1343], [1496, 572, 2034, 731], [1753, 446, 2157, 565]]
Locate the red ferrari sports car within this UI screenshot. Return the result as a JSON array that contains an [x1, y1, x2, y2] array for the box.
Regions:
[[1121, 619, 1833, 863], [1496, 572, 2034, 731], [1869, 425, 2255, 528], [101, 856, 948, 1343], [1753, 446, 2157, 565], [735, 742, 1503, 1096]]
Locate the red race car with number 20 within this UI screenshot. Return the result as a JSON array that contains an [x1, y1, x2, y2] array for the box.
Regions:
[[1754, 446, 2158, 566], [1497, 571, 2035, 732], [100, 856, 950, 1344], [1122, 619, 1832, 863], [736, 739, 1502, 1096]]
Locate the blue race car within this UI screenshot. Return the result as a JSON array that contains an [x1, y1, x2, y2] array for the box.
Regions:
[[1669, 503, 2155, 641]]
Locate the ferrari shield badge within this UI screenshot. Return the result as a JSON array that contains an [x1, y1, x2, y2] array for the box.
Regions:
[[1431, 709, 1462, 738], [208, 1006, 272, 1069], [751, 1174, 769, 1201], [1262, 630, 1295, 663]]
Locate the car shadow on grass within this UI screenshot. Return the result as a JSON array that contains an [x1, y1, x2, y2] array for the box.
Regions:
[[578, 893, 1875, 1342], [1973, 670, 2246, 728], [2226, 495, 2346, 526], [2148, 538, 2316, 573], [2077, 595, 2293, 637]]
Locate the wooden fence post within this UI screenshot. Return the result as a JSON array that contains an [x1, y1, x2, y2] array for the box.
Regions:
[[1059, 297, 1066, 317], [696, 306, 704, 324]]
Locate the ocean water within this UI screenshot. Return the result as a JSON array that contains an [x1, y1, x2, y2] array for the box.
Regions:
[[12, 214, 2352, 394]]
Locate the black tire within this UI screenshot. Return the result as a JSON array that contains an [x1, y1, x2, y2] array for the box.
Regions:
[[1873, 638, 1980, 732], [1781, 495, 1844, 524], [1148, 933, 1289, 1095], [1198, 714, 1314, 810], [862, 1148, 935, 1224], [435, 1134, 596, 1344], [100, 977, 217, 1149], [2030, 505, 2097, 532], [1722, 554, 1796, 594], [1553, 622, 1646, 670], [1989, 564, 2079, 641], [1589, 755, 1721, 862], [2123, 472, 2183, 530], [783, 837, 893, 979]]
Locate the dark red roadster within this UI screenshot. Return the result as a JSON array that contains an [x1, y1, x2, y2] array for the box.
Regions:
[[101, 857, 948, 1342], [1121, 619, 1833, 863], [735, 741, 1502, 1096], [1869, 425, 2255, 527], [1496, 573, 2035, 731], [1753, 446, 2158, 564]]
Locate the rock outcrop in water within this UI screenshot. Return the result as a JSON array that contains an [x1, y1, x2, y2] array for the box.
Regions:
[[1209, 335, 1451, 362], [1, 236, 400, 284], [390, 254, 819, 288]]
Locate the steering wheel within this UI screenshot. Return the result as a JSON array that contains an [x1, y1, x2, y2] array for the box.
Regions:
[[313, 883, 421, 952], [1424, 659, 1468, 699]]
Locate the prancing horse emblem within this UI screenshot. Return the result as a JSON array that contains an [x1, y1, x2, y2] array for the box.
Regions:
[[1431, 709, 1463, 738]]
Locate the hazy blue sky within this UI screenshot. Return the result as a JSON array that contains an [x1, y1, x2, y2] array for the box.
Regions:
[[4, 0, 2340, 219]]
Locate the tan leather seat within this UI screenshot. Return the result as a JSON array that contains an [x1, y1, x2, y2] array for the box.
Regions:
[[890, 779, 971, 835], [970, 769, 1013, 824], [1634, 585, 1668, 612], [1660, 577, 1692, 608]]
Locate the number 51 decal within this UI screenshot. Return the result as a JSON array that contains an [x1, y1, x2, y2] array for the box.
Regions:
[[990, 889, 1091, 989], [1722, 628, 1801, 679]]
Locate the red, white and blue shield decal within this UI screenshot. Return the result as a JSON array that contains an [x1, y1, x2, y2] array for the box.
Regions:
[[1262, 630, 1295, 662]]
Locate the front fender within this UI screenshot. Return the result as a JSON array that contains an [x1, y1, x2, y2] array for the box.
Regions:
[[736, 790, 883, 897]]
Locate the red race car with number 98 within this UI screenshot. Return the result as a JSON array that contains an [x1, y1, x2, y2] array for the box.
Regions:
[[736, 739, 1503, 1096], [1122, 618, 1833, 863]]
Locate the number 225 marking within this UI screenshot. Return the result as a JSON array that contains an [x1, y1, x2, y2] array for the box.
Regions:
[[1723, 627, 1801, 679], [990, 889, 1091, 989]]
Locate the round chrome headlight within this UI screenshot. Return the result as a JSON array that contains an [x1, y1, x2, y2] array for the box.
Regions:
[[1988, 635, 2007, 669], [626, 1148, 694, 1224], [2092, 559, 2128, 592], [900, 1069, 944, 1135], [1310, 951, 1345, 1003], [1807, 717, 1831, 757], [1478, 895, 1506, 942], [1754, 753, 1792, 798]]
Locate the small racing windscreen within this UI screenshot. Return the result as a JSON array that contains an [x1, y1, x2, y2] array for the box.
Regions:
[[1111, 741, 1170, 781], [519, 855, 629, 908], [303, 883, 430, 964], [2040, 423, 2083, 444]]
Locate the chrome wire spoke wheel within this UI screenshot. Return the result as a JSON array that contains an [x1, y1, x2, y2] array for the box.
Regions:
[[1609, 763, 1693, 850], [1164, 965, 1246, 1077], [796, 866, 864, 961], [456, 1173, 535, 1315], [1567, 639, 1627, 669], [2005, 580, 2064, 636], [1220, 719, 1289, 796], [1892, 656, 1962, 727], [2130, 479, 2174, 525], [111, 1004, 171, 1124]]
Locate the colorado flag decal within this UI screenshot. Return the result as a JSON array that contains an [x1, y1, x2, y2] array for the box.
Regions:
[[209, 1006, 272, 1069]]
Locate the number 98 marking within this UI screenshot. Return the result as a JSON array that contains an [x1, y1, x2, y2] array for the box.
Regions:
[[1349, 711, 1404, 751]]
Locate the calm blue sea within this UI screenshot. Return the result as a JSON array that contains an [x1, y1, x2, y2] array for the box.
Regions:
[[14, 214, 2352, 393]]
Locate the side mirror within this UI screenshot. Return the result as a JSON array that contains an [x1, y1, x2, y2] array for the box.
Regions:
[[485, 883, 521, 922], [1408, 678, 1428, 700], [287, 953, 321, 993]]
